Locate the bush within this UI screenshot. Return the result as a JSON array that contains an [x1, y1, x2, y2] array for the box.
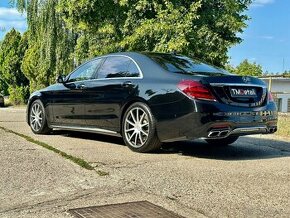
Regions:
[[8, 86, 30, 105]]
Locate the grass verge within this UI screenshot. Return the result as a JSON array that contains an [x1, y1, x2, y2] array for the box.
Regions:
[[276, 114, 290, 138], [0, 126, 94, 170]]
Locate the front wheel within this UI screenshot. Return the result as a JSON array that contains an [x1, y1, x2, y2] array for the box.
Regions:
[[122, 102, 161, 153], [29, 100, 51, 134], [205, 136, 239, 146]]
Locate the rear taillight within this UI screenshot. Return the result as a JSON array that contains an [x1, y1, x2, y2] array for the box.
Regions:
[[268, 91, 274, 101], [177, 80, 216, 101]]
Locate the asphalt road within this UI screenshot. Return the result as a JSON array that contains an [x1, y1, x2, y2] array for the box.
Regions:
[[0, 107, 289, 218]]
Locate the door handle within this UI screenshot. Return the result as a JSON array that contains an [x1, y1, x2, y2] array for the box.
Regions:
[[77, 84, 86, 89], [122, 81, 132, 87]]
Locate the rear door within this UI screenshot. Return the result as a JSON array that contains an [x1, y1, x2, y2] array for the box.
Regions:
[[84, 56, 141, 131]]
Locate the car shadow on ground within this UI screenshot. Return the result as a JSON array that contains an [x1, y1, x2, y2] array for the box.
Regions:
[[52, 130, 290, 161], [52, 130, 125, 145], [161, 137, 290, 160]]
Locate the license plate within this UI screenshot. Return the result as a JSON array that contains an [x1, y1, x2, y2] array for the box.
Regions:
[[230, 88, 257, 97]]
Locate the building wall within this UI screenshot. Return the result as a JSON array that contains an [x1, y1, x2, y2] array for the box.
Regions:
[[261, 79, 290, 113], [274, 93, 290, 112], [263, 80, 290, 93]]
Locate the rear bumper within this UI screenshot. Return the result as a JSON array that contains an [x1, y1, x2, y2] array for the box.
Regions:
[[154, 98, 278, 142]]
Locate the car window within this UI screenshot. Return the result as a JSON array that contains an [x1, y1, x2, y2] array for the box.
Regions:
[[97, 56, 140, 79], [127, 61, 140, 77], [147, 53, 230, 76], [68, 59, 102, 82]]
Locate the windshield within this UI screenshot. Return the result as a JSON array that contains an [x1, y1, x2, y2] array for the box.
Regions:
[[146, 53, 230, 76]]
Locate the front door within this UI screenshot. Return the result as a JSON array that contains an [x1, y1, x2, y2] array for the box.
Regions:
[[51, 58, 103, 126]]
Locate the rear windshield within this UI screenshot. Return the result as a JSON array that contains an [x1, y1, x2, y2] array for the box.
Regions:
[[147, 53, 230, 76]]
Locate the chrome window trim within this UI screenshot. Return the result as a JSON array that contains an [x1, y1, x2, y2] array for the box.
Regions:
[[65, 54, 143, 84]]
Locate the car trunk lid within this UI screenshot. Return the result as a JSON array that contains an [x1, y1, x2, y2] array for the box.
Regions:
[[202, 75, 268, 107]]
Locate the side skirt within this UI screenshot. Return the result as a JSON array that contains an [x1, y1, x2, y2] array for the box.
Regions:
[[50, 125, 121, 137]]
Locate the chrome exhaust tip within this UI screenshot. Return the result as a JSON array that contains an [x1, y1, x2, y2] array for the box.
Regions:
[[268, 127, 277, 133], [207, 129, 230, 138]]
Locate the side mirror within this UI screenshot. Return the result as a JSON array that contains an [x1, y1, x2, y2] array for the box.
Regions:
[[56, 75, 66, 84]]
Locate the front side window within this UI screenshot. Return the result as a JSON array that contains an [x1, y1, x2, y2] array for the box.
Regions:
[[68, 59, 102, 82], [97, 56, 140, 79]]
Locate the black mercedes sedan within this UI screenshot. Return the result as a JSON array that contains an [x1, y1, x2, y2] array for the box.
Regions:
[[26, 52, 278, 152]]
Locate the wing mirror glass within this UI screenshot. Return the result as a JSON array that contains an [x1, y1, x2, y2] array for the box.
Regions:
[[56, 75, 67, 84]]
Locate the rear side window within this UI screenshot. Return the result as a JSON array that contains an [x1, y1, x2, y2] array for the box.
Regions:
[[97, 56, 140, 79], [148, 54, 230, 76]]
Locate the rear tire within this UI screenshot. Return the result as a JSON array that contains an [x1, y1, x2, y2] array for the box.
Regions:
[[205, 136, 239, 146], [122, 102, 161, 153], [29, 100, 51, 134]]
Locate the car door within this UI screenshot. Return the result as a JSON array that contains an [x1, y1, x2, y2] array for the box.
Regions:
[[51, 58, 103, 126], [84, 56, 142, 132]]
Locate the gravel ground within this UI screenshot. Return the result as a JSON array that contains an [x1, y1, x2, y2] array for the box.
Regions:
[[0, 107, 290, 218]]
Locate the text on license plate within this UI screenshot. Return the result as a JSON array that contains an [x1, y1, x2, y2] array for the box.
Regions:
[[230, 88, 257, 97]]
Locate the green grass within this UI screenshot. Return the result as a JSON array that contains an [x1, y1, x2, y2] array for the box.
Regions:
[[0, 126, 94, 170], [276, 115, 290, 138]]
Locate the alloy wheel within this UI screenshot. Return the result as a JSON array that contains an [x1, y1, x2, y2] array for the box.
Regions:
[[124, 107, 150, 148], [30, 102, 44, 132]]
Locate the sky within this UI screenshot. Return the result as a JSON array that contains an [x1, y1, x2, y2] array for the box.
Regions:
[[0, 0, 289, 73]]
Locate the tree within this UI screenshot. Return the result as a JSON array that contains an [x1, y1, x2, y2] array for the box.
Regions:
[[12, 0, 75, 91], [283, 70, 290, 77], [235, 59, 263, 76], [0, 29, 28, 87], [11, 0, 252, 92], [0, 28, 29, 103], [58, 0, 252, 67]]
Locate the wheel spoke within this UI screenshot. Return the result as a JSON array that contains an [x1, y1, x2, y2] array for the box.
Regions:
[[141, 122, 149, 127], [125, 128, 135, 133], [126, 119, 135, 126], [32, 106, 36, 115], [36, 120, 41, 129], [134, 133, 138, 145], [129, 132, 136, 141], [136, 108, 139, 122], [139, 113, 145, 123], [130, 111, 137, 123], [140, 129, 148, 136], [138, 133, 143, 144]]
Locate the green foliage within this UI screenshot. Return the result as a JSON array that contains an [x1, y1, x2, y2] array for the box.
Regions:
[[0, 79, 8, 96], [11, 0, 75, 92], [10, 0, 252, 92], [283, 70, 290, 77], [58, 0, 252, 67], [0, 29, 29, 87], [8, 85, 29, 105], [0, 28, 29, 102], [235, 59, 263, 76]]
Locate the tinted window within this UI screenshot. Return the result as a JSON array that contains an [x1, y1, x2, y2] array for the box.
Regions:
[[68, 59, 102, 82], [147, 53, 230, 76], [97, 56, 140, 79], [127, 61, 140, 77]]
